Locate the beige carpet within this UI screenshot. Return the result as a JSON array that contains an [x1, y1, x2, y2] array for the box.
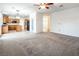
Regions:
[[0, 32, 79, 56]]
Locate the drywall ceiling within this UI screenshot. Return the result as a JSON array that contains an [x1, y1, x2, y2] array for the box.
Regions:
[[37, 3, 79, 14], [0, 3, 35, 17], [0, 3, 79, 16]]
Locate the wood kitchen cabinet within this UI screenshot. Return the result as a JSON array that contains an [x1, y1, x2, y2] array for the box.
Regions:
[[2, 25, 8, 34], [8, 25, 16, 30], [3, 16, 10, 23], [16, 25, 22, 31], [3, 16, 20, 23], [8, 25, 22, 32]]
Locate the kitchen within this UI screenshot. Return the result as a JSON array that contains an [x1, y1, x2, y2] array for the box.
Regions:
[[2, 15, 30, 34]]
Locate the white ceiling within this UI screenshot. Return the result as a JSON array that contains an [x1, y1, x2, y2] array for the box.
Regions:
[[37, 3, 79, 14], [0, 3, 79, 16], [0, 3, 35, 17]]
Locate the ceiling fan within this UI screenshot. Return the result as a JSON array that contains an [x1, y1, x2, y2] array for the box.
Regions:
[[34, 3, 63, 10], [34, 3, 54, 9]]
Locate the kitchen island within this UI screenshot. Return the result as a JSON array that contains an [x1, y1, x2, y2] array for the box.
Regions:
[[2, 23, 22, 34]]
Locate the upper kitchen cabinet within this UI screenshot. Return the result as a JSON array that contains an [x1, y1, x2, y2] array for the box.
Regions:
[[3, 15, 20, 24], [3, 15, 10, 23]]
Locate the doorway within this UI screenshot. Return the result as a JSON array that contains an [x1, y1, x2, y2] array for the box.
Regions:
[[43, 14, 51, 32], [24, 19, 30, 31]]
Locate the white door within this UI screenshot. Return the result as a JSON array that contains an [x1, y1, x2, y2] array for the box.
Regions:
[[43, 14, 51, 32]]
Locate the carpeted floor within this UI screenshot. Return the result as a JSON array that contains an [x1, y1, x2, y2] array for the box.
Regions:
[[0, 32, 79, 56]]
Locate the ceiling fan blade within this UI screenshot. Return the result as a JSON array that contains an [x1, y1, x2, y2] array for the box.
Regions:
[[47, 3, 54, 5]]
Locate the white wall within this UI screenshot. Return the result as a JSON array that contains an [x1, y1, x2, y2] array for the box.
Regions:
[[51, 7, 79, 37], [0, 13, 3, 35], [30, 12, 37, 33], [30, 12, 43, 33], [0, 13, 3, 26], [36, 13, 43, 33]]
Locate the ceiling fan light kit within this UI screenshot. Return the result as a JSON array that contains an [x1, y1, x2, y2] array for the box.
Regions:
[[39, 3, 52, 9]]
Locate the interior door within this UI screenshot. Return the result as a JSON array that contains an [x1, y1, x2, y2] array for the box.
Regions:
[[43, 14, 51, 32]]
